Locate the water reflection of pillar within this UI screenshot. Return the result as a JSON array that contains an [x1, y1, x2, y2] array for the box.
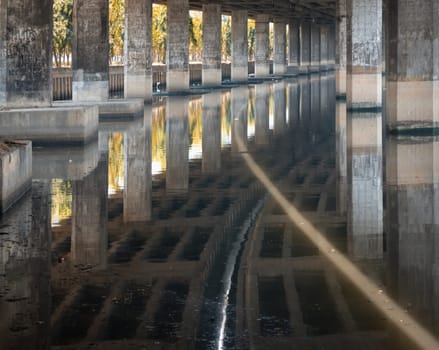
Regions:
[[72, 154, 108, 270], [124, 106, 152, 222], [255, 84, 270, 145], [202, 91, 222, 174], [0, 181, 51, 350], [336, 101, 348, 215], [166, 96, 189, 192], [231, 86, 249, 152], [299, 77, 311, 128], [386, 137, 439, 327], [310, 75, 321, 130], [288, 79, 300, 127], [319, 74, 329, 129], [347, 111, 383, 260], [273, 81, 287, 135]]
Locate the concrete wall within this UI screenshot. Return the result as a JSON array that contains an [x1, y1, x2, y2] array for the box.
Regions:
[[202, 4, 222, 86]]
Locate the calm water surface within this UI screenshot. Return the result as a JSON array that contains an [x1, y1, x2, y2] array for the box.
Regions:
[[1, 74, 438, 349]]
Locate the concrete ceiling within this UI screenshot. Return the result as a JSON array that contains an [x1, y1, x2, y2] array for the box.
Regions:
[[154, 0, 336, 24]]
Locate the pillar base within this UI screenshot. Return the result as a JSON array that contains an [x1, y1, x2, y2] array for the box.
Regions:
[[231, 66, 248, 83], [202, 68, 222, 87], [124, 73, 152, 101], [336, 67, 347, 97], [273, 65, 287, 75], [166, 70, 190, 92], [347, 73, 382, 110], [73, 80, 109, 102], [255, 64, 270, 78]]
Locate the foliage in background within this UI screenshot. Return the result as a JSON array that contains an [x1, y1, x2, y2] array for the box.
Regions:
[[222, 16, 232, 61], [248, 19, 255, 60], [53, 0, 73, 67], [109, 0, 125, 63], [152, 4, 167, 63]]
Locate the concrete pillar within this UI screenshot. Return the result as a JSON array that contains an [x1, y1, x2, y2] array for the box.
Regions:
[[274, 81, 287, 135], [273, 18, 287, 75], [310, 23, 321, 71], [72, 154, 108, 269], [336, 0, 347, 97], [124, 0, 152, 100], [124, 107, 152, 222], [166, 96, 189, 192], [386, 0, 439, 131], [255, 84, 270, 144], [0, 0, 52, 107], [255, 14, 271, 77], [202, 92, 222, 174], [336, 101, 348, 215], [328, 25, 336, 66], [300, 22, 311, 73], [347, 0, 382, 110], [202, 4, 222, 87], [231, 10, 248, 82], [320, 25, 329, 69], [231, 86, 248, 152], [72, 0, 109, 101], [166, 0, 190, 92], [288, 20, 300, 70]]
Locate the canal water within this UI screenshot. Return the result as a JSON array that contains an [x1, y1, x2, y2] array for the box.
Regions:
[[1, 74, 438, 349]]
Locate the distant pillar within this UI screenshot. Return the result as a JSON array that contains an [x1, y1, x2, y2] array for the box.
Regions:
[[386, 0, 439, 131], [0, 0, 52, 107], [336, 0, 347, 97], [347, 0, 382, 110], [231, 10, 248, 82], [202, 92, 222, 173], [166, 0, 189, 92], [202, 4, 222, 87], [273, 18, 287, 75], [72, 0, 109, 102], [300, 22, 311, 73], [310, 23, 320, 70], [288, 20, 300, 70], [255, 14, 270, 77], [320, 25, 328, 69], [124, 0, 152, 100], [166, 96, 189, 192], [255, 84, 270, 144]]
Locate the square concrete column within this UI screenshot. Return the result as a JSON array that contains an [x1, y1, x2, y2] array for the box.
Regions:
[[310, 23, 321, 71], [231, 10, 248, 82], [0, 0, 52, 107], [328, 25, 336, 66], [288, 20, 300, 69], [347, 0, 382, 110], [386, 0, 439, 131], [320, 25, 329, 68], [72, 0, 109, 102], [124, 0, 152, 100], [255, 14, 270, 77], [166, 0, 190, 92], [202, 4, 222, 87], [300, 22, 311, 73], [336, 0, 347, 97], [273, 18, 287, 75]]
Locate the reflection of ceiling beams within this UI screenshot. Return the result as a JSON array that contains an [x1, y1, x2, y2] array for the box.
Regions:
[[153, 0, 336, 24]]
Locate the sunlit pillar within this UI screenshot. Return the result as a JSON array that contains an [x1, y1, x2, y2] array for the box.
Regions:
[[273, 18, 287, 75], [231, 10, 248, 82], [255, 14, 270, 77], [336, 0, 347, 97], [202, 91, 222, 173], [72, 0, 109, 101], [202, 4, 222, 87], [166, 96, 189, 192], [255, 84, 270, 144], [231, 86, 248, 152], [124, 107, 152, 222], [166, 0, 190, 92], [124, 0, 152, 100]]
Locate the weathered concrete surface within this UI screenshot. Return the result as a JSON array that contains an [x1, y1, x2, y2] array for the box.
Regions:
[[0, 181, 51, 349], [0, 106, 99, 145], [72, 154, 108, 269], [202, 4, 222, 87], [336, 0, 347, 96], [346, 0, 382, 110], [0, 0, 52, 107], [231, 86, 248, 152], [231, 10, 248, 82], [255, 14, 270, 77], [288, 20, 300, 69], [273, 19, 287, 75], [124, 0, 152, 100], [336, 101, 348, 215], [166, 0, 190, 92], [32, 140, 99, 180], [347, 112, 382, 149], [300, 22, 311, 74], [166, 96, 189, 192], [202, 92, 222, 174], [124, 106, 152, 222], [72, 0, 109, 101], [386, 0, 439, 131], [0, 142, 32, 213], [320, 25, 329, 68], [310, 24, 321, 70], [255, 84, 270, 145]]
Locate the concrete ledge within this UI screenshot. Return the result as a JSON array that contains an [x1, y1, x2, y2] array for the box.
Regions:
[[0, 106, 99, 146], [0, 141, 32, 214], [54, 99, 144, 120]]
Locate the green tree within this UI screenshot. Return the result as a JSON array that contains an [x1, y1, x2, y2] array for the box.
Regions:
[[248, 19, 255, 60], [53, 0, 73, 67], [109, 0, 124, 63], [222, 15, 231, 61], [152, 4, 167, 63], [189, 11, 202, 61]]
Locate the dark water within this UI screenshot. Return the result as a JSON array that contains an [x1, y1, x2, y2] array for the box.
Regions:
[[1, 74, 438, 349]]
